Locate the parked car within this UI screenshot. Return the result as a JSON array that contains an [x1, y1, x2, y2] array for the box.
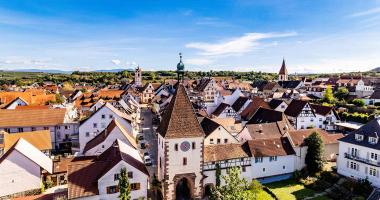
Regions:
[[144, 155, 152, 166]]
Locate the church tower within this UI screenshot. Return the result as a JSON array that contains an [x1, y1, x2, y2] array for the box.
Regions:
[[134, 66, 142, 87], [156, 55, 204, 200], [278, 58, 288, 81], [176, 53, 185, 82]]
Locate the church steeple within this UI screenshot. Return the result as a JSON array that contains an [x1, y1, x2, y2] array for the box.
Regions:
[[278, 58, 288, 81], [176, 53, 185, 82]]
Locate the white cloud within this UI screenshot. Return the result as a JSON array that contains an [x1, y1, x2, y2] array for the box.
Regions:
[[350, 7, 380, 17], [111, 59, 121, 65], [185, 32, 297, 56]]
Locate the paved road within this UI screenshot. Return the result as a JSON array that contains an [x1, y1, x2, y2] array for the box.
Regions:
[[139, 105, 158, 178]]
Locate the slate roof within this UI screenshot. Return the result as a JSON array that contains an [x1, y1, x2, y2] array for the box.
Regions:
[[278, 80, 302, 89], [370, 90, 380, 99], [263, 82, 280, 91], [339, 118, 380, 150], [268, 99, 284, 109], [231, 96, 249, 112], [212, 103, 230, 117], [251, 81, 268, 91], [284, 99, 311, 117], [246, 107, 285, 124], [204, 143, 249, 162], [244, 137, 295, 157], [310, 104, 338, 118], [157, 84, 204, 139], [200, 117, 222, 137], [194, 78, 212, 92], [240, 97, 271, 121]]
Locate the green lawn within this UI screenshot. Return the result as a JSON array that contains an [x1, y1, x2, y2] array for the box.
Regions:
[[265, 179, 316, 200], [256, 189, 275, 200]]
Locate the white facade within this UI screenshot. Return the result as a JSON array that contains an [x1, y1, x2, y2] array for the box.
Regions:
[[337, 141, 380, 187], [78, 104, 133, 153], [204, 126, 238, 146], [97, 160, 148, 200], [249, 155, 296, 180]]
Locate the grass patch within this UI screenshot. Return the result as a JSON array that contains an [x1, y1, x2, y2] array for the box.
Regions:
[[265, 179, 316, 200], [255, 189, 275, 200]]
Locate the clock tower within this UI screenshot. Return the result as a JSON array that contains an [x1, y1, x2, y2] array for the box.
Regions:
[[157, 83, 205, 199]]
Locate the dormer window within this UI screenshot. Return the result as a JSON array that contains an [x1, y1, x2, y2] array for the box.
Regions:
[[355, 134, 364, 141], [369, 137, 378, 144]]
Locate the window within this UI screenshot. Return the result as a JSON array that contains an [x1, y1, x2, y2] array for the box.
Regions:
[[175, 144, 178, 151], [101, 123, 106, 128], [44, 127, 49, 130], [31, 127, 36, 131], [255, 157, 263, 163], [183, 157, 187, 166], [18, 128, 23, 132], [224, 139, 228, 143], [106, 185, 119, 194], [263, 168, 266, 172], [85, 132, 90, 137], [351, 148, 358, 157], [131, 183, 141, 191], [210, 139, 214, 144], [370, 168, 377, 176], [283, 165, 286, 169], [93, 123, 97, 128], [65, 126, 69, 130], [311, 118, 314, 122], [319, 125, 322, 128], [217, 139, 221, 144], [109, 114, 113, 119], [192, 142, 196, 149], [369, 137, 378, 144], [319, 118, 322, 121], [350, 162, 358, 170], [242, 166, 246, 172], [114, 173, 119, 181], [355, 134, 364, 141], [128, 172, 133, 178], [269, 156, 278, 162], [371, 153, 378, 160], [101, 114, 105, 119]]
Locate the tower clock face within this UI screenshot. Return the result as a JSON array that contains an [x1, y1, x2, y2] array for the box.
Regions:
[[180, 141, 191, 152]]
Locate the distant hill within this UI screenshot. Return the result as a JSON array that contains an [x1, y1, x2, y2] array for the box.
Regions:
[[370, 67, 380, 72], [2, 68, 134, 74]]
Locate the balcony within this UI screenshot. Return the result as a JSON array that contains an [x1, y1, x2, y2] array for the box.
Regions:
[[344, 153, 380, 167]]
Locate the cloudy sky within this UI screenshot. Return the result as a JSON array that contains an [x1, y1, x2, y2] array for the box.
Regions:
[[0, 0, 380, 73]]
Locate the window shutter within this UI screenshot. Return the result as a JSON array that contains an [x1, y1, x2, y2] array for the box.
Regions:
[[346, 161, 349, 168], [377, 170, 380, 178], [357, 164, 359, 171], [137, 183, 141, 190], [348, 147, 350, 154], [365, 166, 368, 174], [367, 152, 370, 159]]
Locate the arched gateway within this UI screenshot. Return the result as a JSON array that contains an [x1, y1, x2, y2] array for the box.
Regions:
[[175, 178, 192, 200]]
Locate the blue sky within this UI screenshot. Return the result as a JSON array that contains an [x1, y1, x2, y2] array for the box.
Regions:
[[0, 0, 379, 73]]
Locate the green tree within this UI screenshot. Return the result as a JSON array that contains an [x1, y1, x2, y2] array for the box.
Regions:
[[55, 93, 65, 104], [305, 132, 325, 174], [249, 179, 263, 199], [211, 167, 253, 200], [215, 163, 221, 187], [118, 168, 131, 200], [334, 87, 349, 100], [352, 99, 365, 107], [323, 85, 335, 104]]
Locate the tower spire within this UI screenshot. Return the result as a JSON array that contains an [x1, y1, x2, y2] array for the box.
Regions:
[[176, 52, 185, 82]]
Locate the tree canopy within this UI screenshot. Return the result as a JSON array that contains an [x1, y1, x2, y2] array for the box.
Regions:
[[305, 132, 325, 174]]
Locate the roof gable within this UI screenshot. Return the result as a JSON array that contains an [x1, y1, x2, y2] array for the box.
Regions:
[[157, 84, 204, 139]]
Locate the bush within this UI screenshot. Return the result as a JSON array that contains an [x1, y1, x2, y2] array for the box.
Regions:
[[353, 179, 372, 198], [352, 99, 365, 107], [374, 102, 380, 106], [320, 171, 340, 184]]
